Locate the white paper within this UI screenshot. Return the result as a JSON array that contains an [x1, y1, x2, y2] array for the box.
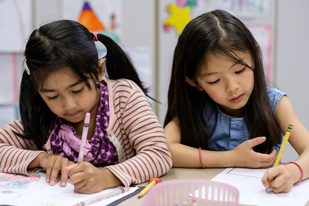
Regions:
[[211, 168, 309, 206], [1, 171, 138, 206], [0, 0, 32, 52]]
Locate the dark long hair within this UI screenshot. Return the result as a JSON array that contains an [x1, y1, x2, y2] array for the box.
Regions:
[[164, 10, 281, 153], [19, 20, 149, 150]]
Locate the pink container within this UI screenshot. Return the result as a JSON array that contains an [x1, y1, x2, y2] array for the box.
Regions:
[[141, 179, 239, 206]]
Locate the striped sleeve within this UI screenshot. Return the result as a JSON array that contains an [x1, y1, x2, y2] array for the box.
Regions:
[[0, 121, 44, 175], [106, 81, 172, 187]]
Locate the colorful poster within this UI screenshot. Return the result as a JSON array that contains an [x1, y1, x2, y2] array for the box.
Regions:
[[163, 0, 270, 36], [204, 0, 270, 18], [0, 0, 32, 52], [62, 0, 122, 43]]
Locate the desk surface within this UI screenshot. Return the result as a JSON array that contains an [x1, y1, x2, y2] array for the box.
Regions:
[[118, 168, 309, 206]]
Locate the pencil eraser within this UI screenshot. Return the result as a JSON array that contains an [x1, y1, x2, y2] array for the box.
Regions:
[[85, 113, 90, 122]]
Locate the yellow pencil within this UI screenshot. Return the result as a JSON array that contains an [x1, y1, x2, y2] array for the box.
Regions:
[[273, 124, 293, 167], [137, 178, 162, 198]]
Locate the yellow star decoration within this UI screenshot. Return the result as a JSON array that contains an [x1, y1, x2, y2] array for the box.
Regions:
[[164, 3, 192, 35]]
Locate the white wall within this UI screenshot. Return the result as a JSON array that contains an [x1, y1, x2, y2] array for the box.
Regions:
[[277, 0, 309, 162]]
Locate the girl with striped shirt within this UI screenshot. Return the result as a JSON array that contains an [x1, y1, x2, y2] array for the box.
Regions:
[[0, 20, 172, 194]]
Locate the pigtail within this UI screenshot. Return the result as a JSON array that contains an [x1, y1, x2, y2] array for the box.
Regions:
[[18, 71, 55, 150], [95, 34, 153, 100]]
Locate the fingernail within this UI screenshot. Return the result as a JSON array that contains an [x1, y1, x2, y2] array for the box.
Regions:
[[46, 178, 49, 183], [74, 188, 77, 192], [61, 181, 66, 186], [261, 136, 266, 140], [51, 180, 55, 185], [263, 183, 268, 189]]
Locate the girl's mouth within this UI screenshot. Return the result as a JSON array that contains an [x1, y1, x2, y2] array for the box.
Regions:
[[66, 112, 80, 118], [230, 94, 243, 103]]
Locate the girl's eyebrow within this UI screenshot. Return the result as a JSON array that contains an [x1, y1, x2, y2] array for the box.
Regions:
[[200, 58, 245, 77], [39, 80, 84, 93]]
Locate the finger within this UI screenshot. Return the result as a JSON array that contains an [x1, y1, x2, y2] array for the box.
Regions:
[[60, 159, 70, 187], [255, 152, 275, 163], [70, 171, 85, 185], [261, 172, 270, 189], [49, 157, 62, 186], [68, 162, 91, 177], [44, 156, 56, 183], [271, 179, 292, 193], [268, 150, 277, 162], [63, 164, 77, 174], [247, 137, 266, 148], [74, 180, 88, 194]]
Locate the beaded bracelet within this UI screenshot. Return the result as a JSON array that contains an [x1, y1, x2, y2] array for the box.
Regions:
[[284, 161, 304, 186], [199, 147, 205, 168]]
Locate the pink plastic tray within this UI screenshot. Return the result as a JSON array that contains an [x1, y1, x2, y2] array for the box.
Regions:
[[141, 179, 239, 206]]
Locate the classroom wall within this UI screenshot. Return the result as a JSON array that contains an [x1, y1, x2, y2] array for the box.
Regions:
[[1, 0, 308, 163], [276, 0, 309, 162]]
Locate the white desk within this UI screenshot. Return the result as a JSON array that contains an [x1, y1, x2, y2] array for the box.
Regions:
[[118, 168, 309, 206]]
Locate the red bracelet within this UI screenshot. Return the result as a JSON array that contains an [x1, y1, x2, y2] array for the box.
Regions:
[[284, 161, 303, 186], [199, 147, 205, 168]]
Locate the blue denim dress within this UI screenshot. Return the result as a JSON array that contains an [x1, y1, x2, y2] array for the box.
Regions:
[[203, 87, 286, 154]]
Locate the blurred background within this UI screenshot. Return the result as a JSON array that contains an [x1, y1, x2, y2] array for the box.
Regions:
[[0, 0, 308, 162]]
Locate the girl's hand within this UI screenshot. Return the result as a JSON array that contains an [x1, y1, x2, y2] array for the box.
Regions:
[[63, 162, 121, 194], [37, 153, 74, 187], [261, 163, 302, 193], [233, 137, 277, 168]]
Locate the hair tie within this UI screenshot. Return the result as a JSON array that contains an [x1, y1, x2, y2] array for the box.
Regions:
[[91, 32, 98, 41], [199, 147, 205, 168], [24, 59, 30, 75]]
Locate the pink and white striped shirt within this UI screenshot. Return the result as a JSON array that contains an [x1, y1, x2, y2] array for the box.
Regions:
[[0, 79, 172, 187]]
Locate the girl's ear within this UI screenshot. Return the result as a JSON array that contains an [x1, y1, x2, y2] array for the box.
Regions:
[[185, 77, 203, 91], [97, 58, 105, 81]]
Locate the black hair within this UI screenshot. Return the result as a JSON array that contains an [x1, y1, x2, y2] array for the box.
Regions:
[[19, 20, 149, 150], [164, 10, 281, 153]]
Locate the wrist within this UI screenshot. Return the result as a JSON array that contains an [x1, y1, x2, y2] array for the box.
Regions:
[[101, 168, 122, 189], [228, 150, 238, 167], [284, 161, 303, 185], [28, 152, 47, 169]]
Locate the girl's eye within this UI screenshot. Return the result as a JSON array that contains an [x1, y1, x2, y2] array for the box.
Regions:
[[208, 79, 220, 84], [235, 67, 246, 74], [72, 87, 84, 94], [47, 95, 58, 100]]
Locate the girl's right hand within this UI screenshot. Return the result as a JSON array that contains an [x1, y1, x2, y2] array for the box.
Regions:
[[233, 137, 277, 168], [35, 153, 75, 187]]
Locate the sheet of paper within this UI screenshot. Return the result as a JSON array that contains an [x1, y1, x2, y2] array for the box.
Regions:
[[211, 168, 309, 206], [0, 172, 49, 203], [1, 172, 138, 206]]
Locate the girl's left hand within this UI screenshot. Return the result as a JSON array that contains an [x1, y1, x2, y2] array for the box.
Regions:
[[63, 162, 106, 194], [261, 164, 297, 193]]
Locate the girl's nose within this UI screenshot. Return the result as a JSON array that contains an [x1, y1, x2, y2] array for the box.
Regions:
[[63, 96, 77, 111], [226, 79, 239, 93]]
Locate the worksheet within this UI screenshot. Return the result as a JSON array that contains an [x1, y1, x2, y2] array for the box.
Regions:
[[0, 172, 138, 206], [211, 168, 309, 206]]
